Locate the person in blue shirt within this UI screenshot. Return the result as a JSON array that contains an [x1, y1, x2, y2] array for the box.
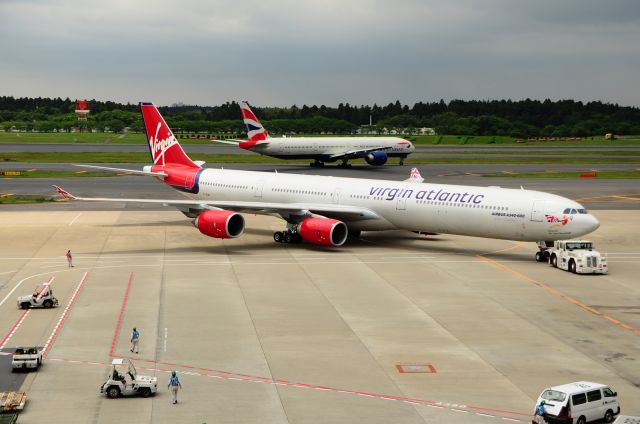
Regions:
[[533, 400, 546, 423], [130, 327, 140, 353], [168, 371, 182, 404]]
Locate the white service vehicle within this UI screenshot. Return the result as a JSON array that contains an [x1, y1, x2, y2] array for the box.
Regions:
[[17, 284, 59, 309], [11, 347, 42, 371], [535, 381, 620, 423], [100, 358, 158, 398], [546, 240, 608, 274]]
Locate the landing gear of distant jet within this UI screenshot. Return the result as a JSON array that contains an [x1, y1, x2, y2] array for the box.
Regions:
[[310, 160, 325, 168], [399, 158, 405, 166], [274, 230, 302, 244], [339, 160, 352, 168]]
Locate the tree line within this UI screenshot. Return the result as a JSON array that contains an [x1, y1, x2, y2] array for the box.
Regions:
[[1, 96, 639, 137]]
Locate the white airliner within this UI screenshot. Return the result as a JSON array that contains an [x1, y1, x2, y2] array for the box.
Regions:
[[215, 101, 415, 167], [56, 102, 600, 255]]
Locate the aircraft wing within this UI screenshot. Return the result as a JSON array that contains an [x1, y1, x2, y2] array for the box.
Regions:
[[52, 186, 379, 221], [327, 145, 393, 160]]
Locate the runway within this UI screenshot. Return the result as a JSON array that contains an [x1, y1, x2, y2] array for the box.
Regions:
[[1, 162, 639, 210], [0, 210, 638, 423], [1, 142, 639, 158]]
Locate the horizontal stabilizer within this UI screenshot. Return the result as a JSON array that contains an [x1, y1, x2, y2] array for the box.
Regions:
[[73, 164, 167, 177], [404, 167, 424, 183]]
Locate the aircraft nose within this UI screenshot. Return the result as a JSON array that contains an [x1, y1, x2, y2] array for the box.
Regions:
[[588, 214, 600, 232]]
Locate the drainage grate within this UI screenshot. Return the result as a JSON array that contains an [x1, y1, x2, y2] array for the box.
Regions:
[[395, 364, 436, 373]]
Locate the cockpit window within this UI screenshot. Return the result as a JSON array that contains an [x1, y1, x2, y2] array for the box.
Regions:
[[563, 208, 571, 214], [570, 209, 577, 214], [577, 209, 587, 214]]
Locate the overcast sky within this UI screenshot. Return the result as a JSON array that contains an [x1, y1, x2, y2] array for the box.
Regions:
[[1, 0, 639, 107]]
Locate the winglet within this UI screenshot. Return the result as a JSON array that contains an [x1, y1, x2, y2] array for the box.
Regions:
[[404, 167, 424, 183], [52, 185, 77, 200]]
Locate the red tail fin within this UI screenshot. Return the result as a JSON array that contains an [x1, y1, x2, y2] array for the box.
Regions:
[[140, 102, 198, 167]]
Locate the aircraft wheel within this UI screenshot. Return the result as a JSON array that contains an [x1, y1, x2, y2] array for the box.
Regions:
[[284, 232, 293, 244], [273, 232, 284, 243]]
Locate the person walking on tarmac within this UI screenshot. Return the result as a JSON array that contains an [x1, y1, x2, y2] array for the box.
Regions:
[[66, 250, 74, 268], [130, 327, 140, 354], [168, 371, 182, 404]]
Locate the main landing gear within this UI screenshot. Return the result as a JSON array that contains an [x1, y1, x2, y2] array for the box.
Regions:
[[273, 231, 302, 244], [535, 240, 553, 262], [399, 158, 405, 165], [310, 160, 325, 167]]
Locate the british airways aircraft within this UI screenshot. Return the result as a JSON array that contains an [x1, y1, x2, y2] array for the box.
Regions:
[[56, 103, 600, 256], [215, 102, 415, 167]]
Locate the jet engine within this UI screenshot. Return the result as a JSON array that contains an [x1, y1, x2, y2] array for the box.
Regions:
[[194, 210, 245, 239], [299, 218, 348, 246], [365, 150, 388, 166]]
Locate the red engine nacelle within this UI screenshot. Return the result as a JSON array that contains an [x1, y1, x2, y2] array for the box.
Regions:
[[299, 218, 348, 247], [194, 210, 245, 239]]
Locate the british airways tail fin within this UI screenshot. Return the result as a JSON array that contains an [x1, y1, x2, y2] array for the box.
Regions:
[[140, 102, 199, 168], [239, 101, 269, 149]]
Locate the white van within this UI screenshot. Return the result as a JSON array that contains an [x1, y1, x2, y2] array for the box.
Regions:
[[534, 382, 620, 424]]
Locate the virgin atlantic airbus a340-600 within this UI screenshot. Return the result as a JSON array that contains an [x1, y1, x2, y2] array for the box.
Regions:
[[54, 102, 599, 257]]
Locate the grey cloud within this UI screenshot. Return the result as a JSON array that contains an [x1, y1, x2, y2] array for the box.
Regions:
[[0, 0, 638, 106]]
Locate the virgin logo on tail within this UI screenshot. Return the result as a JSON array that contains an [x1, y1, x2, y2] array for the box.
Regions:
[[140, 102, 198, 168], [149, 122, 179, 165]]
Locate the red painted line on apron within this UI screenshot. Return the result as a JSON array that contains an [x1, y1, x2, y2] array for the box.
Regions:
[[42, 272, 89, 359], [48, 356, 530, 420], [0, 309, 31, 350], [0, 277, 54, 350], [109, 272, 134, 357]]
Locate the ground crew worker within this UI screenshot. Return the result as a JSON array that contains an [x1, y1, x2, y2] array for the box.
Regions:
[[168, 371, 182, 404], [533, 400, 547, 424], [66, 250, 74, 267], [130, 327, 140, 353]]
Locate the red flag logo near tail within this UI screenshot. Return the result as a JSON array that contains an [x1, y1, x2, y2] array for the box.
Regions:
[[140, 103, 199, 168]]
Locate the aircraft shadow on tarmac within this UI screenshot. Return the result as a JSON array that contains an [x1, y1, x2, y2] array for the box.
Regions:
[[82, 231, 535, 259]]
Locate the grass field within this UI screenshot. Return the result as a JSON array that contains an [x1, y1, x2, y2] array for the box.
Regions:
[[2, 132, 640, 146], [1, 152, 640, 165], [0, 170, 118, 178], [417, 150, 640, 156], [480, 170, 640, 179], [0, 195, 55, 204], [409, 135, 640, 146]]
